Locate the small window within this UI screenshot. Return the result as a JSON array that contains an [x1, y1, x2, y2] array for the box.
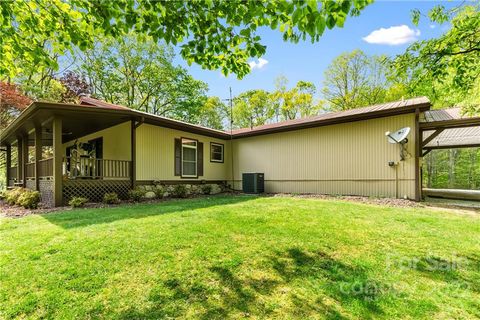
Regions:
[[210, 143, 224, 163], [182, 138, 197, 177]]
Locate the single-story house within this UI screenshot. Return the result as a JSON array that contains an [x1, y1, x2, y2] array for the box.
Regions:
[[2, 96, 480, 207]]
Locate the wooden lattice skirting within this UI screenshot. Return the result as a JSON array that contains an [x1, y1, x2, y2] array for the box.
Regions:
[[25, 180, 36, 190], [39, 180, 54, 207], [63, 180, 131, 204]]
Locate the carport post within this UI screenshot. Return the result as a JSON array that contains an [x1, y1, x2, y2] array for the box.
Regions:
[[414, 108, 421, 201]]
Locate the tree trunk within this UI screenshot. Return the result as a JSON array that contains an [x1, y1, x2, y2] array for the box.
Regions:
[[426, 152, 433, 188], [448, 149, 458, 188]]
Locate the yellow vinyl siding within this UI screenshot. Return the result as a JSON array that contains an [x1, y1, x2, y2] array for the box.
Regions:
[[136, 124, 230, 181], [62, 113, 417, 198], [232, 113, 416, 199], [62, 122, 131, 161]]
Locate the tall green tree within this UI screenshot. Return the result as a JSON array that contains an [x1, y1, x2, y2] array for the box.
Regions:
[[193, 97, 229, 131], [424, 148, 480, 189], [233, 90, 275, 128], [322, 50, 396, 111], [393, 4, 480, 113], [1, 0, 372, 79], [272, 79, 323, 120], [78, 33, 208, 122], [13, 52, 72, 103]]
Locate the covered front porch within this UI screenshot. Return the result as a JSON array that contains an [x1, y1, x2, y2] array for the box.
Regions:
[[1, 102, 137, 206]]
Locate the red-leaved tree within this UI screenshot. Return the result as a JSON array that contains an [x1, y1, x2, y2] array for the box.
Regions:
[[1, 82, 32, 129]]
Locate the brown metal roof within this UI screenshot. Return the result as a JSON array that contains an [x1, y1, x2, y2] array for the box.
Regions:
[[80, 96, 132, 110], [0, 100, 230, 145], [232, 97, 430, 137], [420, 107, 480, 131], [80, 96, 230, 137], [422, 108, 463, 122], [1, 97, 431, 146]]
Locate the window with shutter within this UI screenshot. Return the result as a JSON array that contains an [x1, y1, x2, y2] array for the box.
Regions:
[[175, 138, 204, 178]]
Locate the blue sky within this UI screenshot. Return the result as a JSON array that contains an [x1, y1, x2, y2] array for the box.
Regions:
[[174, 1, 456, 100]]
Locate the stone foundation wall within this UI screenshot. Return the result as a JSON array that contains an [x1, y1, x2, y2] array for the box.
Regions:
[[39, 180, 54, 207], [137, 183, 225, 199]]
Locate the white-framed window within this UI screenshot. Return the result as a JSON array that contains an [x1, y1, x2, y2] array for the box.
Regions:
[[210, 143, 224, 163], [181, 138, 197, 177]]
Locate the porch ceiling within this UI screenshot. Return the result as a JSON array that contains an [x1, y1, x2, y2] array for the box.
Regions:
[[1, 102, 134, 146], [1, 101, 231, 147]]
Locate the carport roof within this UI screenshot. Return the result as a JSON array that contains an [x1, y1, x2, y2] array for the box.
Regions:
[[421, 108, 480, 150]]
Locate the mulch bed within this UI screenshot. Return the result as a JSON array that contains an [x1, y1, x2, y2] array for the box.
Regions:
[[273, 193, 480, 213], [3, 192, 478, 219], [0, 201, 65, 218], [272, 193, 423, 208], [0, 192, 241, 218]]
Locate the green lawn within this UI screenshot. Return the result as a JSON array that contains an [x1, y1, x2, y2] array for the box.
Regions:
[[1, 196, 479, 319]]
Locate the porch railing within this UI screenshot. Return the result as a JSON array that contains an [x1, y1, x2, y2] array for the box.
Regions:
[[26, 162, 36, 179], [8, 166, 17, 180], [38, 158, 53, 177], [64, 157, 131, 179]]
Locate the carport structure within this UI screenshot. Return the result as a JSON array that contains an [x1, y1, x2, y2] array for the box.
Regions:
[[420, 108, 480, 200]]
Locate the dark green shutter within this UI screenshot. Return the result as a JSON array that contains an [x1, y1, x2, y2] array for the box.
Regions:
[[174, 138, 181, 176], [197, 142, 204, 176]]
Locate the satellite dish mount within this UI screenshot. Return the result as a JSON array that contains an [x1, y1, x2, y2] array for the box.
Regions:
[[385, 127, 411, 161]]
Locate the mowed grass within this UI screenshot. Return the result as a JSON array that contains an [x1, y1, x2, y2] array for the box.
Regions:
[[1, 196, 479, 319]]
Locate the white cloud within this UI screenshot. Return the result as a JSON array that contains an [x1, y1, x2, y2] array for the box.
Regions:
[[429, 24, 436, 29], [248, 58, 269, 70], [362, 25, 420, 45]]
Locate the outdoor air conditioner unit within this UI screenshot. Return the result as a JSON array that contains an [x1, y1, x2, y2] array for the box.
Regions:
[[242, 173, 265, 194]]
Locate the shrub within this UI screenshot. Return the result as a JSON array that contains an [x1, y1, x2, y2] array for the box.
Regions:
[[201, 184, 212, 195], [128, 188, 146, 202], [68, 197, 89, 208], [172, 184, 188, 198], [153, 186, 165, 198], [103, 192, 120, 204], [0, 190, 7, 200], [5, 188, 26, 206], [17, 190, 41, 209]]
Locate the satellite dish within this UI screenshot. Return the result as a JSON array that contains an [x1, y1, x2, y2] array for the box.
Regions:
[[385, 127, 410, 144]]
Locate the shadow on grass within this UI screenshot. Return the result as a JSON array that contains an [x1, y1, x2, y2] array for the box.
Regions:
[[414, 253, 480, 294], [116, 248, 395, 319], [271, 248, 387, 317], [42, 195, 257, 229]]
